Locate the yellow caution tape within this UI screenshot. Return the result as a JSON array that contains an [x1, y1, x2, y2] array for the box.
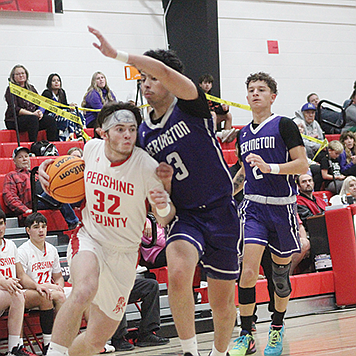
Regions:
[[9, 82, 91, 141], [301, 134, 329, 162], [205, 93, 251, 111]]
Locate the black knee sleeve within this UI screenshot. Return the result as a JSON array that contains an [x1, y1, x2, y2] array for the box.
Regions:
[[272, 261, 292, 298], [238, 285, 256, 305], [39, 309, 54, 335]]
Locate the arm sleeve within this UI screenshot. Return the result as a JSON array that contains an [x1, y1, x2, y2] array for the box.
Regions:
[[176, 86, 212, 119], [279, 117, 304, 150]]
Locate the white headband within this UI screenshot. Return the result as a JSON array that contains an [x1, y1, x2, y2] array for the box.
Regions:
[[102, 110, 137, 131]]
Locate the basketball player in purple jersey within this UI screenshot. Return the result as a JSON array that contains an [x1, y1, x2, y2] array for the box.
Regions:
[[89, 27, 242, 356], [229, 72, 308, 356]]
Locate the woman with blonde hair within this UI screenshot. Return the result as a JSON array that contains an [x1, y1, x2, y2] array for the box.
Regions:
[[81, 71, 116, 128]]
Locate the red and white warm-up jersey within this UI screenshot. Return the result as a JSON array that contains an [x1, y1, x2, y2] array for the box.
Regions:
[[18, 240, 61, 284], [0, 238, 19, 279], [81, 139, 163, 249]]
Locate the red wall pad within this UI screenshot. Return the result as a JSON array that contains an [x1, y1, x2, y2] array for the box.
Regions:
[[325, 206, 356, 306]]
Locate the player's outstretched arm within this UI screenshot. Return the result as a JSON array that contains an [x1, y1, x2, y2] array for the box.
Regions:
[[88, 26, 197, 101], [149, 188, 176, 226]]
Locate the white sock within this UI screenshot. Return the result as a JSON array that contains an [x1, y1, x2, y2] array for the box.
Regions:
[[180, 336, 199, 356], [8, 335, 21, 351], [43, 334, 52, 347], [48, 342, 68, 356], [210, 343, 228, 356]]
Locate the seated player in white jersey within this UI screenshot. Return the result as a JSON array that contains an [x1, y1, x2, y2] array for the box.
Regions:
[[89, 27, 242, 356], [37, 101, 176, 356], [18, 213, 66, 355], [230, 72, 308, 356], [0, 210, 51, 356]]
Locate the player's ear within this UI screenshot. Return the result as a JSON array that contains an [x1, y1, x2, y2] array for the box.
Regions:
[[96, 127, 107, 139]]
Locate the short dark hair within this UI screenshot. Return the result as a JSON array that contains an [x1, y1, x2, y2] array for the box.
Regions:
[[24, 212, 47, 229], [198, 73, 214, 84], [96, 101, 142, 130], [245, 72, 278, 95], [143, 49, 184, 74], [0, 210, 6, 223]]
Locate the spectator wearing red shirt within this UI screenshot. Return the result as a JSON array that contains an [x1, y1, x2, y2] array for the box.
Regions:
[[2, 147, 78, 229], [296, 173, 327, 230]]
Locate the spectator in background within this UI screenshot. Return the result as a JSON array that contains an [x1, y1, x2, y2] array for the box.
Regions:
[[320, 140, 345, 194], [299, 103, 324, 142], [296, 173, 327, 230], [4, 65, 59, 142], [339, 131, 356, 176], [342, 89, 356, 133], [343, 81, 356, 109], [2, 146, 79, 229], [330, 176, 356, 205], [42, 74, 84, 142], [81, 71, 116, 128], [0, 210, 50, 356], [67, 147, 83, 158], [293, 117, 323, 191], [307, 92, 342, 134], [198, 73, 237, 143], [139, 217, 167, 270]]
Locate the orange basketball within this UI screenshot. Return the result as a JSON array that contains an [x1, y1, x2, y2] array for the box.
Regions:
[[46, 155, 85, 203]]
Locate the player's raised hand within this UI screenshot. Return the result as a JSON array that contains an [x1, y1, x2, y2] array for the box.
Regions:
[[88, 26, 117, 59], [156, 162, 174, 194]]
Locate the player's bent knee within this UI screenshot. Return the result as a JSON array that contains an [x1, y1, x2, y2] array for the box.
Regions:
[[272, 261, 292, 298]]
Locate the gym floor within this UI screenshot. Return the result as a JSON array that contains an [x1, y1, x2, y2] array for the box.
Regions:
[[107, 307, 356, 356]]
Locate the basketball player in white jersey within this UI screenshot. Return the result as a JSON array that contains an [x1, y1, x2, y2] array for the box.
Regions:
[[18, 212, 66, 355], [0, 210, 51, 356], [38, 101, 175, 356]]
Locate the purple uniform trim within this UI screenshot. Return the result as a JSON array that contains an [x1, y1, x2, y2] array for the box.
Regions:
[[166, 197, 243, 280]]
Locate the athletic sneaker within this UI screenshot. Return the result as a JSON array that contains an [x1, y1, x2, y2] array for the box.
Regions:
[[264, 324, 285, 356], [136, 332, 169, 347], [42, 344, 49, 356], [7, 345, 37, 356], [229, 333, 256, 355], [99, 344, 115, 354]]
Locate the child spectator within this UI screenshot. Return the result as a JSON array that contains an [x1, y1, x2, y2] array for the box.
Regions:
[[320, 140, 345, 194]]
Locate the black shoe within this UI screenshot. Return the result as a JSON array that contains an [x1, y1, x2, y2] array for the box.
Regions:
[[136, 332, 170, 347], [8, 345, 37, 356], [42, 344, 49, 356], [112, 337, 134, 351], [67, 222, 79, 230]]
